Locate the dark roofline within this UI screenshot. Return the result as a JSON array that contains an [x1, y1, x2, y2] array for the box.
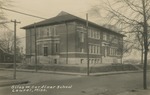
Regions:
[[21, 12, 125, 37], [21, 12, 79, 29], [21, 19, 76, 29], [75, 19, 126, 37]]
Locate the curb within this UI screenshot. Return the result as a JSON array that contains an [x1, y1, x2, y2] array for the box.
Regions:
[[0, 68, 85, 76], [0, 80, 29, 87], [91, 70, 144, 76], [0, 69, 148, 87], [0, 68, 147, 76]]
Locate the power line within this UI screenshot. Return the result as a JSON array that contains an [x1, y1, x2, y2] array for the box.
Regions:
[[0, 7, 138, 44], [0, 6, 109, 24], [11, 20, 21, 80], [1, 7, 107, 25], [1, 7, 47, 20]]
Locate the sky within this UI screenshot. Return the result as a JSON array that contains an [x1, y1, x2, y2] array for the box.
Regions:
[[2, 0, 102, 51], [1, 0, 145, 59]]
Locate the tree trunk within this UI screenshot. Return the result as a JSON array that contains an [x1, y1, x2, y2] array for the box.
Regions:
[[141, 45, 143, 64], [143, 44, 148, 89]]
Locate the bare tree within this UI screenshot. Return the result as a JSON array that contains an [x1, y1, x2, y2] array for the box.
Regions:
[[89, 0, 150, 89], [132, 26, 144, 64], [103, 24, 134, 58], [0, 0, 12, 27], [0, 30, 21, 54]]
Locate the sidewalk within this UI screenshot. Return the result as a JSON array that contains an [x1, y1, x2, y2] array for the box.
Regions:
[[0, 80, 29, 87], [0, 69, 81, 87], [0, 68, 147, 87], [0, 69, 149, 95], [0, 68, 144, 76]]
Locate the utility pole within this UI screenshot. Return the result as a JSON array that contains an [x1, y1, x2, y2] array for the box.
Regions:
[[34, 23, 38, 72], [65, 23, 68, 64], [86, 13, 90, 76], [11, 20, 21, 79], [142, 0, 148, 90]]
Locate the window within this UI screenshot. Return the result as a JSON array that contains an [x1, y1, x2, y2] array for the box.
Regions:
[[36, 28, 40, 38], [118, 37, 123, 43], [95, 59, 97, 64], [55, 43, 58, 52], [47, 31, 49, 36], [55, 30, 57, 35], [89, 59, 91, 64], [110, 48, 112, 55], [87, 28, 101, 39], [88, 29, 91, 37], [90, 59, 93, 64], [91, 45, 93, 53], [97, 46, 99, 54], [54, 59, 57, 64], [89, 44, 101, 54], [94, 31, 97, 38], [107, 34, 110, 41], [43, 47, 48, 56], [42, 27, 46, 37], [90, 45, 92, 54], [81, 32, 84, 42], [51, 26, 55, 36], [40, 28, 43, 37], [95, 46, 97, 54], [93, 30, 97, 38], [115, 48, 117, 56], [92, 59, 94, 64], [111, 35, 116, 43], [103, 33, 107, 41], [80, 47, 84, 52], [99, 46, 101, 54], [113, 49, 115, 55], [113, 38, 118, 44], [97, 32, 100, 39], [89, 45, 91, 53], [93, 46, 95, 53], [110, 35, 113, 41], [109, 48, 117, 56], [80, 32, 84, 42], [97, 59, 100, 64], [37, 45, 40, 55], [53, 27, 57, 36], [91, 30, 93, 38], [81, 59, 84, 64], [46, 27, 50, 36]]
